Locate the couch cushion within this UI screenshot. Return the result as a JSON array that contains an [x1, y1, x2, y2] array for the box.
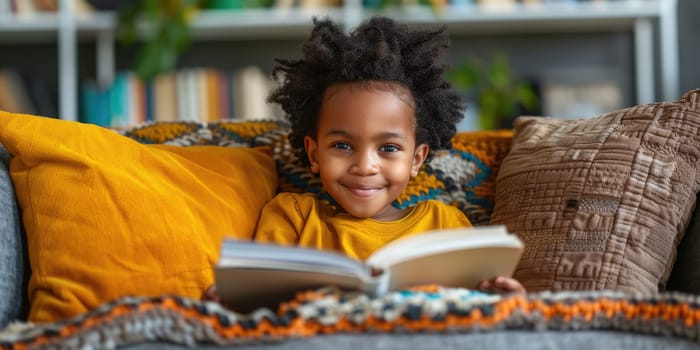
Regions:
[[491, 89, 700, 294], [0, 143, 28, 327], [0, 112, 278, 323]]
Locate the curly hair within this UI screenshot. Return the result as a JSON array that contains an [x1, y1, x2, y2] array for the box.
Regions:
[[268, 16, 465, 164]]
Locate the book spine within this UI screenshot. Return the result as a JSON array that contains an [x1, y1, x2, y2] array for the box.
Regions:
[[176, 70, 189, 121], [109, 72, 129, 127], [144, 78, 154, 122], [0, 69, 36, 114]]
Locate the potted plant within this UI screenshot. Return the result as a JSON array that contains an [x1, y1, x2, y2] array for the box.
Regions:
[[449, 53, 539, 130], [117, 0, 202, 81]]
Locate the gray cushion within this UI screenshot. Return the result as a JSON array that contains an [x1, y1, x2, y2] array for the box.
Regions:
[[122, 332, 700, 350], [0, 143, 29, 327], [667, 195, 700, 293]]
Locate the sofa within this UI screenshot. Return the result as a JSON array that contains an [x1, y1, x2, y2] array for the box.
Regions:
[[0, 89, 699, 349]]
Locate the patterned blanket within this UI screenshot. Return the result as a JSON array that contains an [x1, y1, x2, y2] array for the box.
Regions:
[[1, 288, 698, 349]]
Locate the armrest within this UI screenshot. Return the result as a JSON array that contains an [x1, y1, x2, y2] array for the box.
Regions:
[[0, 143, 29, 327]]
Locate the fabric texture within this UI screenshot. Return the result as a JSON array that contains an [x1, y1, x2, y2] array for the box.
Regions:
[[0, 288, 698, 349], [0, 112, 278, 323], [491, 89, 700, 294], [0, 144, 27, 328], [254, 193, 471, 260], [448, 130, 513, 224]]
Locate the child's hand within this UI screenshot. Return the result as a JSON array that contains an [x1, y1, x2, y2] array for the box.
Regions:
[[201, 284, 221, 302], [478, 276, 526, 294]]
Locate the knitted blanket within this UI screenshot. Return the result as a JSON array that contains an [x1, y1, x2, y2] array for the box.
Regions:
[[1, 288, 698, 349]]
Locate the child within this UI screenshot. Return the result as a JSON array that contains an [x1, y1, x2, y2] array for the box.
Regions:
[[205, 16, 524, 301]]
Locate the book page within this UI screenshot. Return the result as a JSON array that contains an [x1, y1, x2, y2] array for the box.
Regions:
[[384, 245, 523, 291], [365, 225, 524, 292], [366, 225, 516, 267], [220, 240, 368, 276]]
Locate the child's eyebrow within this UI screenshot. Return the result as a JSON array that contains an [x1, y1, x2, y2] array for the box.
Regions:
[[325, 130, 407, 140], [324, 130, 351, 138]]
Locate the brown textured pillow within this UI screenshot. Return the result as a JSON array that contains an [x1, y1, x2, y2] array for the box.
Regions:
[[491, 89, 700, 294]]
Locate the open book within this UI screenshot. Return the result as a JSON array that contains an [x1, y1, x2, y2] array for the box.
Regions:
[[215, 225, 523, 310]]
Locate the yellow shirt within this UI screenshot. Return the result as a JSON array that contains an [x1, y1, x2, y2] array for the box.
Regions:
[[253, 192, 472, 260]]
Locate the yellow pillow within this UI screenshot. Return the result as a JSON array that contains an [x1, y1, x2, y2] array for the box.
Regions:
[[0, 111, 277, 323]]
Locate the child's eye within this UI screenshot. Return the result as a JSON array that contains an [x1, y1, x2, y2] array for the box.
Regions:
[[332, 142, 352, 150], [380, 144, 400, 153]]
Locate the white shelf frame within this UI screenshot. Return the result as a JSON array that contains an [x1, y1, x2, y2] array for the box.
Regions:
[[0, 0, 680, 121], [58, 0, 76, 121]]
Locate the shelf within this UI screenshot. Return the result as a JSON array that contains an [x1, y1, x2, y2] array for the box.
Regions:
[[71, 1, 663, 39], [190, 7, 345, 40], [0, 13, 59, 42], [375, 1, 662, 33], [0, 0, 680, 122], [72, 7, 346, 40]]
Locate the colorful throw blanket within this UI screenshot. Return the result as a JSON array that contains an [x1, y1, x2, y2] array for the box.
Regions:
[[1, 288, 698, 349]]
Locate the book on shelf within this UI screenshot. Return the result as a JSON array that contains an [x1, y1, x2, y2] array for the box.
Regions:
[[108, 72, 132, 127], [80, 81, 110, 126], [153, 72, 177, 122], [272, 0, 341, 9], [0, 69, 37, 115], [10, 0, 95, 15], [476, 0, 516, 5], [299, 0, 342, 8], [215, 225, 524, 310], [80, 72, 144, 126], [232, 66, 281, 120], [79, 66, 285, 126]]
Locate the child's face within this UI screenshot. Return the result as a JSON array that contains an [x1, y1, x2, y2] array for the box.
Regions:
[[304, 82, 428, 221]]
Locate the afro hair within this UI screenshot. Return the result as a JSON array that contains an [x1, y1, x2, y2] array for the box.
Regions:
[[268, 16, 465, 164]]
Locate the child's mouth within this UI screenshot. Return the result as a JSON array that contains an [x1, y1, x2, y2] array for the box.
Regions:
[[347, 186, 381, 197]]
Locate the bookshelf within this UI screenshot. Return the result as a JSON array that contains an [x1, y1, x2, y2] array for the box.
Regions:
[[0, 0, 681, 122]]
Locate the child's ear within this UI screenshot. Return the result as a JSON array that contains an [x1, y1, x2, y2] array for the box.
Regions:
[[304, 136, 320, 173], [411, 143, 429, 177]]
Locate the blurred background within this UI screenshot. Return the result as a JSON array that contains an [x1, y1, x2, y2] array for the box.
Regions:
[[0, 0, 697, 130]]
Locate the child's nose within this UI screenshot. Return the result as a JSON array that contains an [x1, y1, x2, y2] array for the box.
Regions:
[[351, 151, 379, 175]]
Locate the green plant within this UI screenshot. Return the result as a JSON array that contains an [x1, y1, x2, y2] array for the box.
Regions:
[[117, 0, 202, 81], [449, 53, 539, 130]]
